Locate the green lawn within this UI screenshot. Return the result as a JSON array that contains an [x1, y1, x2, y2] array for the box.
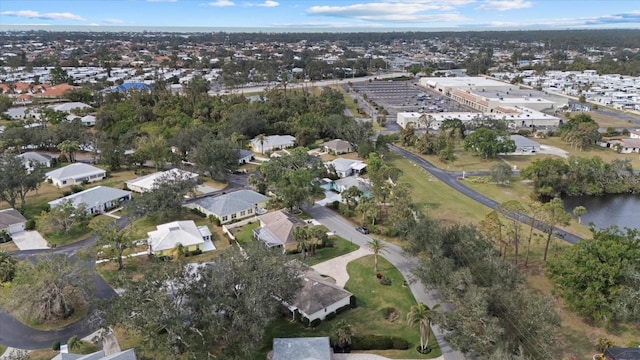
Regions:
[[304, 236, 359, 266], [44, 215, 116, 247], [258, 255, 441, 359], [234, 222, 259, 244]]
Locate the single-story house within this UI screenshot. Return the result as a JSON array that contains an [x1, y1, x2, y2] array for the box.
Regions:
[[272, 337, 332, 360], [250, 135, 296, 153], [237, 149, 253, 164], [509, 135, 540, 153], [126, 168, 199, 193], [322, 139, 353, 154], [50, 102, 92, 113], [602, 138, 640, 154], [48, 186, 131, 215], [45, 163, 106, 187], [254, 210, 307, 251], [331, 177, 372, 194], [147, 220, 214, 257], [52, 348, 137, 360], [326, 158, 367, 178], [18, 152, 54, 170], [604, 347, 640, 360], [194, 189, 269, 224], [289, 269, 353, 323], [0, 208, 27, 235], [66, 113, 96, 126], [629, 129, 640, 139]]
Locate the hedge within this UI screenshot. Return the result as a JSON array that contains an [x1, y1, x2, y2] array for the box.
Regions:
[[351, 335, 409, 350]]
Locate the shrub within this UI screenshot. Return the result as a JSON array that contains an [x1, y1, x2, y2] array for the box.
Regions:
[[209, 215, 221, 226], [47, 178, 53, 184], [122, 183, 129, 191], [67, 335, 79, 351], [0, 230, 12, 244], [376, 272, 383, 279], [70, 185, 84, 194], [331, 200, 340, 210], [310, 319, 321, 328], [349, 295, 357, 307], [325, 312, 336, 321], [351, 335, 408, 350], [52, 341, 61, 351], [57, 154, 68, 163], [190, 208, 207, 218], [335, 304, 351, 315], [301, 317, 310, 327], [379, 277, 392, 286], [25, 219, 36, 230], [62, 190, 72, 197]]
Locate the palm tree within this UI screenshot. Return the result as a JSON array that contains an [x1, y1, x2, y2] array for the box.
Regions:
[[307, 226, 328, 256], [256, 133, 267, 154], [293, 227, 310, 259], [367, 238, 387, 273], [573, 206, 587, 224], [171, 243, 187, 261], [332, 320, 353, 351], [57, 140, 80, 163], [407, 303, 440, 354]]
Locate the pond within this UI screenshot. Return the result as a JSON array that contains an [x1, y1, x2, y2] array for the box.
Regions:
[[563, 194, 640, 230]]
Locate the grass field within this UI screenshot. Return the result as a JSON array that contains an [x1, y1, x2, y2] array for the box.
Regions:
[[258, 255, 441, 359], [303, 236, 359, 266], [536, 136, 640, 169]]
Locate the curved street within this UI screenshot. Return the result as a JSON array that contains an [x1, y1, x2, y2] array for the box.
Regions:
[[388, 144, 581, 244]]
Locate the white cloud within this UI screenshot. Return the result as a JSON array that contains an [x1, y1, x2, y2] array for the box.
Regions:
[[307, 2, 468, 22], [104, 18, 124, 24], [208, 0, 235, 6], [258, 0, 279, 7], [476, 0, 532, 11], [0, 10, 86, 21]]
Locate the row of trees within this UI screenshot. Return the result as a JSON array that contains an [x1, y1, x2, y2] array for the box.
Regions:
[[521, 155, 639, 198]]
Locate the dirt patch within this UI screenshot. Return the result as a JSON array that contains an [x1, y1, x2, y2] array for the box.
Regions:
[[382, 307, 400, 323]]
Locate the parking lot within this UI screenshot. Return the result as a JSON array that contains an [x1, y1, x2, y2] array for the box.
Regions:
[[349, 79, 475, 132]]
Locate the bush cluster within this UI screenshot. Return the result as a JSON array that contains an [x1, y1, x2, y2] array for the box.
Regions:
[[351, 335, 409, 350]]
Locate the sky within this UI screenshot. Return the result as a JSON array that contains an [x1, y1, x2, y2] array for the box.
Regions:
[[1, 0, 640, 30]]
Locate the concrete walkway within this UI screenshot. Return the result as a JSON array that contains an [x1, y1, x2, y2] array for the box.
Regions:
[[312, 247, 370, 287]]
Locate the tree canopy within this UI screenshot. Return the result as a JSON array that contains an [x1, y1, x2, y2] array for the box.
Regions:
[[463, 128, 516, 158]]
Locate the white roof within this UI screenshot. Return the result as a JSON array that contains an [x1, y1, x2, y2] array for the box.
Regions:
[[250, 135, 295, 148], [48, 186, 131, 209], [148, 220, 206, 252], [126, 168, 198, 191], [45, 163, 105, 181], [327, 158, 365, 173], [51, 102, 92, 112]]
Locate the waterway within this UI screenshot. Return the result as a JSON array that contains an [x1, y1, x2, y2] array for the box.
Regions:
[[563, 194, 640, 230]]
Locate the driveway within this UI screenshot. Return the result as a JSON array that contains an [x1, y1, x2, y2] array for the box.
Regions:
[[316, 190, 342, 206], [312, 247, 370, 287], [538, 144, 569, 158], [11, 231, 48, 250]]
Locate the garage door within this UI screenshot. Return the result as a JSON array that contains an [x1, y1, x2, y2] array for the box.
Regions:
[[8, 223, 25, 234]]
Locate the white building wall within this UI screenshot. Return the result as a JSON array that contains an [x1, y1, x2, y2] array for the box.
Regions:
[[304, 296, 351, 322]]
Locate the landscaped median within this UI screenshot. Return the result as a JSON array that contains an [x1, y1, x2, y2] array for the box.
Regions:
[[258, 255, 441, 359]]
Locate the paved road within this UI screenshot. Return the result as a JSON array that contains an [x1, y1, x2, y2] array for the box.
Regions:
[[306, 205, 466, 360], [388, 144, 581, 245]]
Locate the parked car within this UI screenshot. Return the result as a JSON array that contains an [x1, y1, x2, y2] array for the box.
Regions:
[[355, 226, 370, 234]]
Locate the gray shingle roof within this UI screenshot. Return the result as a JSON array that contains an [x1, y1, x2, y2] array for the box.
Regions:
[[18, 151, 52, 164], [45, 163, 105, 181], [293, 276, 352, 317], [195, 190, 268, 217], [0, 208, 27, 228]]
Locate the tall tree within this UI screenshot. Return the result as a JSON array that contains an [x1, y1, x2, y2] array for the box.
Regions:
[[127, 171, 197, 222], [407, 303, 440, 353], [135, 135, 171, 171], [10, 254, 91, 322], [497, 200, 527, 264], [537, 198, 571, 262], [573, 205, 587, 224], [367, 238, 387, 273], [39, 201, 89, 235], [490, 162, 513, 186], [189, 136, 238, 181], [0, 249, 17, 283], [463, 128, 516, 158], [95, 226, 137, 271], [103, 243, 302, 359], [57, 139, 80, 163], [332, 320, 353, 351], [547, 227, 640, 323], [0, 154, 45, 210]]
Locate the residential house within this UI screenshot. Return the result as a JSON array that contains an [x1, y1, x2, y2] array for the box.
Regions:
[[272, 337, 332, 360], [253, 210, 307, 251], [126, 168, 199, 193], [147, 220, 214, 257], [0, 208, 27, 235], [237, 149, 253, 164], [289, 268, 353, 323], [322, 139, 353, 154], [250, 135, 295, 153], [18, 152, 54, 170], [331, 177, 371, 194], [326, 158, 366, 178], [51, 349, 137, 360], [48, 186, 131, 215], [45, 163, 106, 187], [604, 347, 640, 360], [65, 114, 96, 127], [603, 138, 640, 153], [194, 189, 269, 224], [50, 102, 92, 113], [629, 129, 640, 139]]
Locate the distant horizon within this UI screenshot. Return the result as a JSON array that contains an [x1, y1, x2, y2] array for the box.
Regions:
[[2, 24, 639, 34], [1, 1, 639, 31]]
